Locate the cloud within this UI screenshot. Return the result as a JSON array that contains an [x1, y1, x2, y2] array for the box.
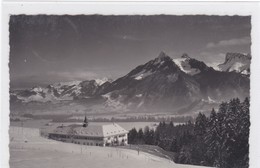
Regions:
[[48, 71, 99, 81], [198, 51, 226, 64], [206, 36, 251, 48], [11, 71, 101, 89], [200, 52, 226, 58]]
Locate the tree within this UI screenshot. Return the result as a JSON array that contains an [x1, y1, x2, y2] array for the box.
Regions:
[[137, 128, 144, 144], [143, 126, 150, 144], [128, 128, 138, 144], [170, 138, 178, 152], [128, 98, 250, 168], [169, 121, 174, 128], [205, 108, 219, 165], [194, 112, 208, 136], [178, 146, 192, 164], [205, 99, 250, 168], [148, 129, 156, 145]]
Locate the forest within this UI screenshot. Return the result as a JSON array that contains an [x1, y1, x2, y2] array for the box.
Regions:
[[128, 98, 250, 168]]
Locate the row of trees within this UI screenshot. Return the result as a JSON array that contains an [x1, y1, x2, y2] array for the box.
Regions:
[[64, 116, 194, 123], [50, 115, 195, 123], [128, 98, 250, 168], [95, 116, 195, 123]]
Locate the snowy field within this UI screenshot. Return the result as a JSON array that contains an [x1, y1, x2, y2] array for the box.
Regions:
[[9, 126, 211, 168]]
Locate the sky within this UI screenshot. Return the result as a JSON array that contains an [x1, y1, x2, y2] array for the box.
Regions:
[[9, 15, 251, 89]]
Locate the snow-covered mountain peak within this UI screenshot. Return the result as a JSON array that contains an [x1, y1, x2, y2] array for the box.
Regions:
[[172, 54, 207, 75], [225, 52, 251, 62], [181, 53, 191, 60], [31, 86, 44, 92], [123, 52, 180, 81], [153, 51, 172, 64], [10, 51, 250, 114], [11, 78, 112, 103], [95, 77, 112, 86], [218, 52, 251, 74], [51, 81, 81, 87], [157, 51, 169, 59]]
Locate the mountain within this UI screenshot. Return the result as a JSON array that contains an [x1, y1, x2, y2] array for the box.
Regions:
[[10, 78, 111, 103], [100, 52, 249, 112], [10, 52, 250, 114], [172, 53, 213, 76], [100, 52, 201, 111], [218, 52, 251, 75]]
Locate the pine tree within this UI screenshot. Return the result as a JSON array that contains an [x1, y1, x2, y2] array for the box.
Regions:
[[143, 126, 150, 144], [128, 128, 138, 144], [178, 146, 192, 164], [169, 121, 174, 128], [194, 112, 208, 136], [205, 108, 220, 165], [137, 128, 144, 144]]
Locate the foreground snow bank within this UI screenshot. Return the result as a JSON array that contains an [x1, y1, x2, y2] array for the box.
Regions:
[[9, 126, 211, 168]]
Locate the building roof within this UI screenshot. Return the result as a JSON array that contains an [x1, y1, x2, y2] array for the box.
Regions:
[[50, 123, 128, 138]]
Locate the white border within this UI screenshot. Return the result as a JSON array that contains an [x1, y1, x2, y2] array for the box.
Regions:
[[1, 1, 260, 168]]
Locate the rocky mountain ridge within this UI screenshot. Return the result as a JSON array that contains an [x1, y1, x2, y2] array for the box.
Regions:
[[218, 52, 251, 75], [10, 52, 250, 114]]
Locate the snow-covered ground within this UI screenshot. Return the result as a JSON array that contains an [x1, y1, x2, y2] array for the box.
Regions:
[[9, 126, 211, 168]]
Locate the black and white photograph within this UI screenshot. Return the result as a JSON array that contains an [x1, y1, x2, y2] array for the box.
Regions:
[[2, 2, 260, 168]]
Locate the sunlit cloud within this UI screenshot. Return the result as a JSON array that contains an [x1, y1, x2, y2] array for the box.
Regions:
[[206, 36, 251, 48], [198, 51, 226, 64], [48, 71, 99, 81]]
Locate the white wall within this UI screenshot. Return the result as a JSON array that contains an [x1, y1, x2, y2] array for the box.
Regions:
[[47, 133, 128, 146]]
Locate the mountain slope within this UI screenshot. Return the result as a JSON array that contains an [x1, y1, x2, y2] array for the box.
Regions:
[[172, 53, 211, 76], [218, 52, 251, 75], [193, 68, 249, 101], [11, 79, 111, 103], [101, 52, 201, 110], [10, 52, 250, 114]]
